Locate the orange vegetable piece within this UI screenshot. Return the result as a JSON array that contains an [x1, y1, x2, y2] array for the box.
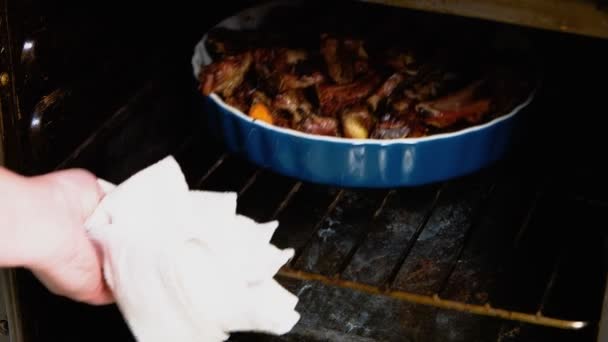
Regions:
[[248, 102, 274, 124]]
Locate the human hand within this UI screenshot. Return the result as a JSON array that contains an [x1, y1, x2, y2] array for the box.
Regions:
[[21, 169, 114, 305]]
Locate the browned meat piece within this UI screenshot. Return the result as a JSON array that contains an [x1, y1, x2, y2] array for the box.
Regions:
[[278, 72, 325, 92], [342, 38, 368, 58], [367, 73, 406, 112], [341, 106, 375, 139], [222, 81, 254, 113], [272, 116, 292, 129], [354, 59, 369, 75], [317, 74, 381, 117], [224, 98, 248, 114], [251, 90, 272, 107], [371, 123, 410, 139], [252, 48, 275, 79], [404, 79, 440, 102], [255, 48, 308, 71], [252, 48, 284, 90], [199, 52, 253, 97], [283, 49, 309, 64], [371, 113, 427, 139], [198, 25, 532, 141], [249, 90, 292, 128], [276, 49, 325, 91], [320, 34, 369, 84], [391, 96, 414, 113], [253, 48, 323, 92], [297, 115, 339, 137], [321, 35, 350, 84], [407, 121, 427, 138], [416, 80, 491, 128], [273, 90, 315, 124], [385, 49, 417, 74], [403, 70, 459, 102], [421, 99, 491, 128]]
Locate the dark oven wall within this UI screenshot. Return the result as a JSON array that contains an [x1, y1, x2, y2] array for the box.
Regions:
[[0, 0, 261, 176], [2, 1, 608, 342]]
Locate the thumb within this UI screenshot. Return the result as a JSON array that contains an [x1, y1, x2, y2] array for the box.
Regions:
[[43, 168, 105, 222]]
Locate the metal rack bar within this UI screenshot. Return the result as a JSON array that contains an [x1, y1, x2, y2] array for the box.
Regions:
[[537, 260, 561, 315], [383, 185, 443, 288], [277, 268, 588, 330], [270, 181, 302, 220], [288, 189, 345, 267], [195, 153, 228, 187], [513, 190, 543, 249], [334, 190, 394, 276], [238, 168, 263, 196], [436, 183, 498, 294], [372, 190, 396, 220]]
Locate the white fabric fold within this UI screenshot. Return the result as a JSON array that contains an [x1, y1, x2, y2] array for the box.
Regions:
[[84, 156, 300, 342]]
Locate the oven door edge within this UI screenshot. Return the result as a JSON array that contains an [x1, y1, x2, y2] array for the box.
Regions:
[[597, 273, 608, 342], [0, 269, 24, 342]]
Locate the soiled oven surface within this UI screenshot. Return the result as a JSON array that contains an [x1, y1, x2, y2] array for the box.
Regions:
[[171, 131, 605, 342]]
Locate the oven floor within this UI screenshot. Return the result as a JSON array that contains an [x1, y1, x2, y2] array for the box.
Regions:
[[13, 27, 608, 342]]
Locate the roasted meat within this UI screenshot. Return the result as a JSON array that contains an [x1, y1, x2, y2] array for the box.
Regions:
[[391, 96, 415, 113], [321, 34, 369, 84], [197, 24, 532, 140], [367, 73, 406, 112], [253, 48, 307, 74], [225, 82, 254, 113], [416, 80, 491, 128], [253, 48, 325, 93], [402, 69, 461, 102], [371, 113, 427, 139], [386, 52, 415, 71], [384, 49, 418, 76], [317, 74, 381, 117], [297, 115, 339, 137], [199, 52, 253, 97], [273, 89, 315, 124], [278, 72, 325, 92], [251, 90, 273, 107]]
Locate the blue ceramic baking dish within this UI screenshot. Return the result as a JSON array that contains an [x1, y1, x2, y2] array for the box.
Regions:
[[192, 1, 537, 188], [200, 92, 533, 188]]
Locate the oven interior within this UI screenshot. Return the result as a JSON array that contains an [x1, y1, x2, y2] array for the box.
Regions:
[[2, 1, 608, 341]]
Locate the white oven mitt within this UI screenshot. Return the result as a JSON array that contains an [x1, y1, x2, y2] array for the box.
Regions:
[[84, 156, 300, 342]]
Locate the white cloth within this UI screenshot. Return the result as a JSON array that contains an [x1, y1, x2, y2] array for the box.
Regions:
[[84, 156, 300, 342]]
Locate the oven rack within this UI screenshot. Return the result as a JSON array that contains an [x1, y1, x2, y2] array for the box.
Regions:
[[170, 137, 594, 332]]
